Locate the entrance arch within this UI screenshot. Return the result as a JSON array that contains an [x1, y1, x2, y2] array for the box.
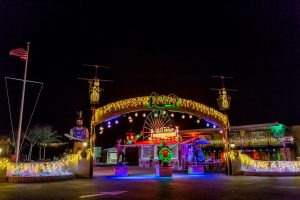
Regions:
[[93, 95, 229, 129]]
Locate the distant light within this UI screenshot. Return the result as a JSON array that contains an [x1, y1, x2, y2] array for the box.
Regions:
[[213, 125, 216, 128], [115, 120, 119, 124], [108, 124, 112, 128], [154, 113, 158, 117], [196, 119, 200, 124], [219, 130, 223, 134], [128, 116, 132, 120], [162, 110, 167, 115], [99, 126, 104, 134], [134, 112, 138, 117], [181, 114, 185, 119], [170, 113, 174, 118], [129, 119, 133, 123], [108, 121, 111, 125], [83, 142, 88, 148], [189, 115, 193, 119], [143, 113, 146, 117], [206, 123, 210, 127]]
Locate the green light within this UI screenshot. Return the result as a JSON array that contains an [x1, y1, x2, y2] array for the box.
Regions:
[[159, 147, 172, 163], [269, 124, 285, 137]]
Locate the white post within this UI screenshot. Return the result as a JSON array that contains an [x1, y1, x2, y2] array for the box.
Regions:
[[15, 42, 30, 163]]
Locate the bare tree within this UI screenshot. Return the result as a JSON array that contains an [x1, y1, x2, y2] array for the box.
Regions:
[[37, 126, 58, 161], [25, 126, 43, 161], [26, 125, 59, 161]]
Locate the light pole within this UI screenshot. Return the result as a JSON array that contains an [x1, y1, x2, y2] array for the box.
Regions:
[[79, 64, 112, 178], [211, 75, 236, 175]]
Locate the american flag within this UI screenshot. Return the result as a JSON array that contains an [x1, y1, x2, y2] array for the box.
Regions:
[[9, 48, 28, 61]]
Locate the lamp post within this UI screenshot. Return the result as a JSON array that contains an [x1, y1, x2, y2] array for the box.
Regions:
[[211, 75, 236, 175]]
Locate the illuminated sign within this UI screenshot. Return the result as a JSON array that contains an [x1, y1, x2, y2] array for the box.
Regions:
[[151, 127, 178, 140], [148, 92, 179, 109]]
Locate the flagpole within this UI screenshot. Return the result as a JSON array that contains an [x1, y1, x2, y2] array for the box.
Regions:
[[15, 42, 30, 164]]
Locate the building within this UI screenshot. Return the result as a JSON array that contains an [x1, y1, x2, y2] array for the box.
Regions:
[[124, 122, 298, 170]]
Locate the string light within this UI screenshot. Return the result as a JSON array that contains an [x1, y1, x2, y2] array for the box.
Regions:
[[134, 112, 138, 117], [3, 153, 80, 177], [94, 96, 229, 128], [107, 121, 111, 128], [181, 114, 185, 119], [99, 126, 104, 134], [170, 113, 174, 118], [196, 119, 200, 124], [189, 115, 193, 119], [115, 120, 119, 124], [143, 112, 146, 117]]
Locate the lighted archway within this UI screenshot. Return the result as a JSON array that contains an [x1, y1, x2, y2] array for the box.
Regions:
[[93, 95, 229, 129]]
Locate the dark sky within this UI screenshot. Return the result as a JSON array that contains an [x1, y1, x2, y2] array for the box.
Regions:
[[1, 1, 300, 141]]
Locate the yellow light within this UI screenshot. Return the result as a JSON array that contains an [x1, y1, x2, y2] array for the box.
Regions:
[[83, 142, 88, 148], [94, 96, 229, 128]]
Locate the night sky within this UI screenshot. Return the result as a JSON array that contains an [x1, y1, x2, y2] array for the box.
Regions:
[[1, 1, 300, 147]]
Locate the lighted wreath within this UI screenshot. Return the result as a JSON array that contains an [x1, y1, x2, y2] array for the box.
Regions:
[[159, 147, 172, 162]]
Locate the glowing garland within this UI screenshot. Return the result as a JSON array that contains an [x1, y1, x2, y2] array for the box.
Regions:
[[208, 136, 294, 147], [0, 151, 93, 177], [159, 147, 172, 162], [228, 151, 300, 173], [94, 96, 228, 128]]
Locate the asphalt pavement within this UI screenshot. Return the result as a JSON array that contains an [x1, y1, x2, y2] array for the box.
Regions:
[[1, 166, 300, 200]]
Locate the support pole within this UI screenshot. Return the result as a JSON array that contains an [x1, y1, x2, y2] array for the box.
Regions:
[[15, 42, 30, 164]]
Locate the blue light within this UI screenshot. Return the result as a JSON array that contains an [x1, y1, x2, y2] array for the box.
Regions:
[[104, 173, 210, 180]]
